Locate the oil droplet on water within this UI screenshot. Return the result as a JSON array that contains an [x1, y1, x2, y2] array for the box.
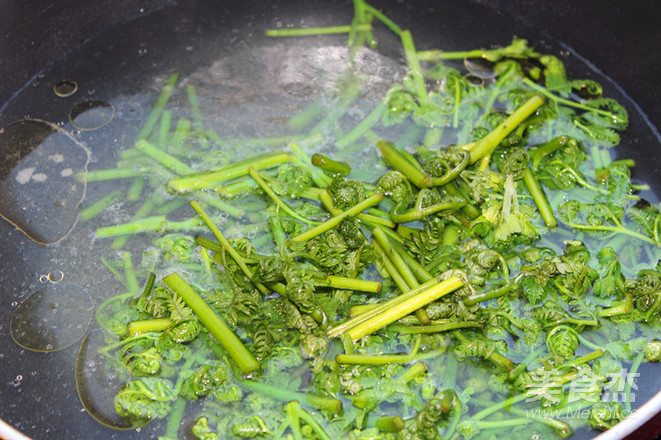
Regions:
[[69, 100, 115, 131], [0, 119, 90, 244], [53, 80, 78, 98], [48, 271, 64, 283], [10, 282, 94, 352], [40, 271, 64, 283], [76, 329, 147, 430]]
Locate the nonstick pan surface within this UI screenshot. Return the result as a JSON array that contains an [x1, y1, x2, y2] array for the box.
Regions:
[[0, 1, 660, 439]]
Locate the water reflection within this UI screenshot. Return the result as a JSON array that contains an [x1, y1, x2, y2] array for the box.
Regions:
[[0, 119, 90, 244]]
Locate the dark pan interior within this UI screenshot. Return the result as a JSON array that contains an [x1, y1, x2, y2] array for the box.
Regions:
[[0, 1, 660, 439]]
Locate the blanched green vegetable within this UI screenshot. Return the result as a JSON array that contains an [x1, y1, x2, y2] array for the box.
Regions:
[[82, 1, 661, 439], [114, 378, 176, 424]]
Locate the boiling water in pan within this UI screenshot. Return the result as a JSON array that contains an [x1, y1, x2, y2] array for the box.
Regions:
[[0, 1, 659, 439]]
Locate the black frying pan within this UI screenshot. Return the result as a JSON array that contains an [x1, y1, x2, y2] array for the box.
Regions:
[[0, 1, 660, 439]]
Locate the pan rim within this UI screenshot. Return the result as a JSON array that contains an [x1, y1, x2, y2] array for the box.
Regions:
[[0, 418, 31, 440], [594, 389, 661, 439]]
